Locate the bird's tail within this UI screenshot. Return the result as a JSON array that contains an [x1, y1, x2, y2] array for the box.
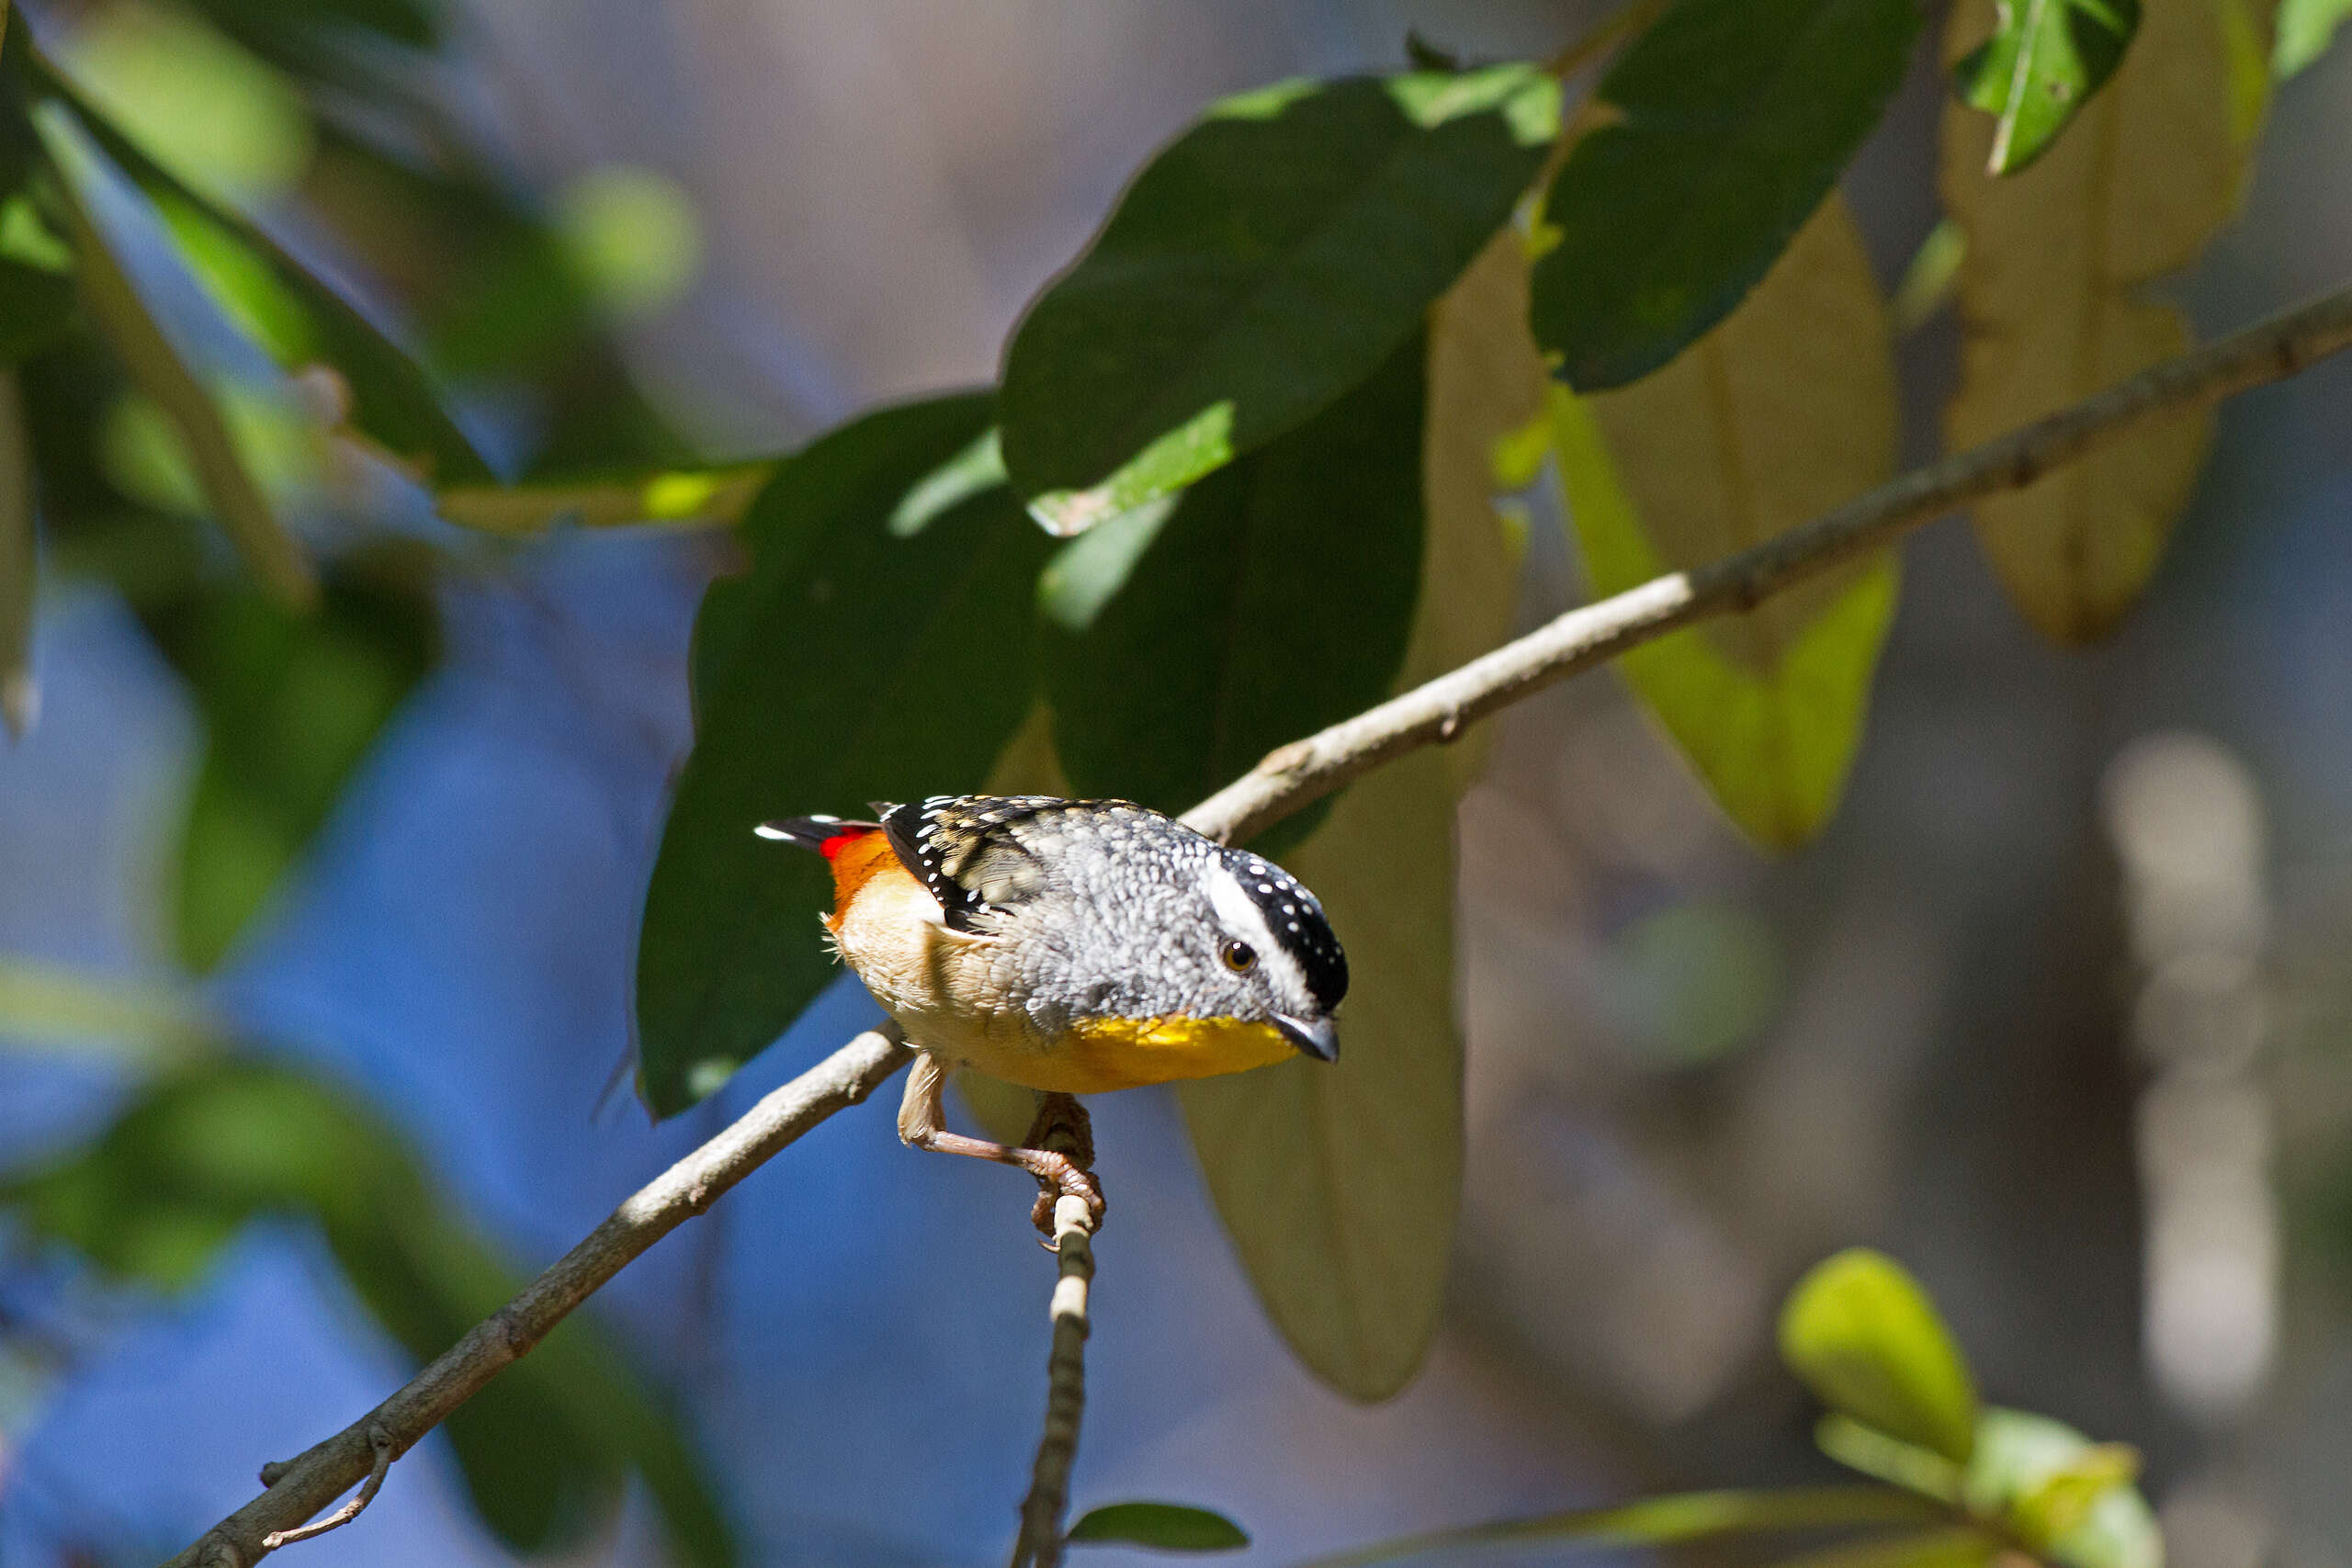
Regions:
[[754, 815, 883, 855]]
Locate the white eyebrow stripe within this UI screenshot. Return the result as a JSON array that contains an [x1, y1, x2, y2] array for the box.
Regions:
[[1205, 863, 1307, 1000]]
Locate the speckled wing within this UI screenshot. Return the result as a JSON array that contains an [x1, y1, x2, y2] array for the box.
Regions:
[[876, 795, 1067, 932]]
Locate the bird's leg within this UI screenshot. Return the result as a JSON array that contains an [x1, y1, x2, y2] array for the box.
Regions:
[[896, 1055, 1107, 1237], [1019, 1091, 1098, 1237]]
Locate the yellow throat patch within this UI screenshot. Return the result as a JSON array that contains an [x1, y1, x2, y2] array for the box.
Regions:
[[1045, 1014, 1296, 1094]]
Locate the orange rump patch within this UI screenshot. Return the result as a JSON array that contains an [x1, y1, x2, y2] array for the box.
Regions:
[[820, 829, 907, 926]]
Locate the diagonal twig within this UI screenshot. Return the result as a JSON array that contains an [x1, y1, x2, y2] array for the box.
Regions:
[[155, 278, 2352, 1567]]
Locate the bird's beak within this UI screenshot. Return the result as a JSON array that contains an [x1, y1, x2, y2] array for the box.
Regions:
[[1274, 1012, 1340, 1063]]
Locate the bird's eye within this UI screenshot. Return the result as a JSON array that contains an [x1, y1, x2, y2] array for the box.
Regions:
[[1221, 939, 1258, 974]]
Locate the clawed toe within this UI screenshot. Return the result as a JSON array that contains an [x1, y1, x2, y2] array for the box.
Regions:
[[1023, 1153, 1105, 1242]]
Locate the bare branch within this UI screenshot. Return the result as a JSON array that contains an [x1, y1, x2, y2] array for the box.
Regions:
[[1008, 1110, 1100, 1568], [1183, 282, 2352, 846], [155, 278, 2352, 1568], [158, 1026, 911, 1568]]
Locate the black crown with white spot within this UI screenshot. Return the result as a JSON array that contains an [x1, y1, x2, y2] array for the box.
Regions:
[[1219, 846, 1347, 1012]]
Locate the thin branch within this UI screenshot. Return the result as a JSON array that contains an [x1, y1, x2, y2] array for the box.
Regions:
[[259, 1427, 392, 1551], [1009, 1109, 1100, 1568], [156, 278, 2352, 1568], [1183, 281, 2352, 847], [158, 1026, 911, 1568]]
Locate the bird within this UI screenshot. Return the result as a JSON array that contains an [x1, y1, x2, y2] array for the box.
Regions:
[[756, 795, 1348, 1230]]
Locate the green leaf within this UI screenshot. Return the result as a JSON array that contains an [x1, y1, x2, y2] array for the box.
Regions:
[[0, 371, 32, 739], [1, 1063, 735, 1566], [31, 50, 496, 483], [1173, 246, 1532, 1403], [436, 462, 773, 536], [1042, 334, 1426, 854], [634, 393, 1052, 1115], [0, 953, 213, 1066], [0, 197, 79, 367], [1067, 1502, 1250, 1551], [1953, 0, 2139, 175], [1939, 0, 2250, 643], [1767, 1528, 1999, 1568], [1298, 1486, 1955, 1568], [2275, 0, 2352, 74], [1815, 1414, 1966, 1502], [34, 99, 318, 606], [1551, 197, 1896, 849], [1530, 0, 1919, 390], [1962, 1410, 2158, 1568], [1000, 67, 1554, 534], [1779, 1249, 1980, 1466], [141, 558, 437, 971]]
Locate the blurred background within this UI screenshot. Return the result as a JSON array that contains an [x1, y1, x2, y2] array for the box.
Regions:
[[4, 0, 2352, 1564]]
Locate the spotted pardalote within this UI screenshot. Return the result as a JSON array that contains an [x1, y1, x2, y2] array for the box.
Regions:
[[757, 795, 1347, 1225]]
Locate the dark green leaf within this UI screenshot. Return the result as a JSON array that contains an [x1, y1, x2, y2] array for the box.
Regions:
[[1953, 0, 2139, 174], [1068, 1502, 1250, 1551], [1530, 0, 1919, 390], [36, 99, 320, 604], [1962, 1410, 2157, 1568], [1296, 1486, 1953, 1568], [31, 49, 496, 482], [141, 558, 437, 971], [635, 393, 1052, 1115], [1, 1063, 735, 1566], [1042, 334, 1425, 855], [1001, 68, 1552, 534], [1780, 1249, 1979, 1466]]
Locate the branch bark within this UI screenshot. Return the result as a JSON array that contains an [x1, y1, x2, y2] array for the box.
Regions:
[[1008, 1102, 1101, 1568], [160, 1026, 911, 1568], [155, 277, 2352, 1567], [1183, 281, 2352, 846]]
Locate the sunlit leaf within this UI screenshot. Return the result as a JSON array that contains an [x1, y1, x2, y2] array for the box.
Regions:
[[1043, 335, 1426, 856], [141, 558, 437, 971], [34, 99, 318, 606], [635, 394, 1051, 1116], [1941, 0, 2260, 641], [1530, 0, 1920, 389], [1952, 0, 2141, 175], [1001, 67, 1555, 533], [2275, 0, 2352, 73], [1417, 224, 1545, 794], [1816, 1413, 1966, 1502], [437, 462, 772, 536], [1962, 1409, 2159, 1568], [0, 1063, 735, 1565], [1780, 1249, 1979, 1465], [1298, 1486, 1955, 1568], [1177, 738, 1459, 1401], [1170, 244, 1535, 1400], [1554, 197, 1897, 848], [1067, 1502, 1250, 1551], [0, 372, 33, 739], [60, 0, 315, 208]]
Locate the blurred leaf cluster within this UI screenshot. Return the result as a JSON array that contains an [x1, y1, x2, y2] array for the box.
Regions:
[[0, 0, 2338, 1547], [1311, 1251, 2163, 1568]]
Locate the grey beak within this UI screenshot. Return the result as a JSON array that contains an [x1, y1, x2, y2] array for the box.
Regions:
[[1274, 1013, 1340, 1063]]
